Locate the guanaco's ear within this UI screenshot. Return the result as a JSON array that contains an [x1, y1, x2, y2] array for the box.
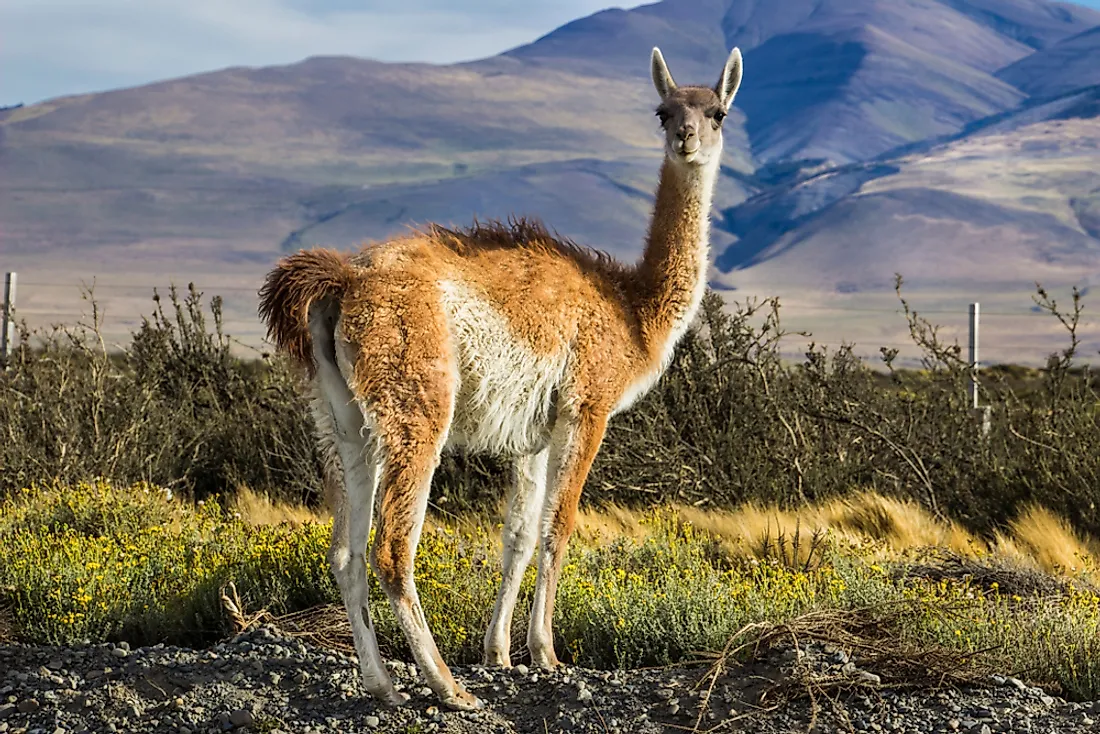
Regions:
[[715, 47, 743, 110], [651, 47, 677, 100]]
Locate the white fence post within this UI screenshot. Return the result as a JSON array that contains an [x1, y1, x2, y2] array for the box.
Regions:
[[968, 302, 990, 436], [968, 303, 979, 409], [1, 272, 15, 368]]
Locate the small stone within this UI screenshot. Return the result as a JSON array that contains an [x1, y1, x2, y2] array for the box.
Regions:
[[118, 641, 130, 652], [842, 662, 857, 675], [668, 703, 680, 715], [0, 705, 11, 720], [426, 706, 440, 717], [657, 688, 675, 700], [577, 689, 592, 703], [857, 671, 881, 685], [110, 648, 129, 659], [293, 671, 310, 685], [228, 709, 253, 728], [1007, 677, 1028, 691], [514, 665, 529, 676], [1040, 696, 1055, 707], [16, 700, 39, 714], [45, 660, 63, 672], [418, 687, 433, 697], [364, 715, 380, 729]]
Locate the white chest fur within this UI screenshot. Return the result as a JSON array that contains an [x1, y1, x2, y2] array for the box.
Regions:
[[438, 281, 568, 456]]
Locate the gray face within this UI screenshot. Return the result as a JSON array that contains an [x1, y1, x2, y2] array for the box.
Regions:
[[655, 86, 727, 166], [650, 47, 743, 168]]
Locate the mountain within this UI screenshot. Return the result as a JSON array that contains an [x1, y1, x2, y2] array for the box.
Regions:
[[714, 118, 1100, 289], [2, 0, 1100, 358], [997, 25, 1100, 96], [507, 0, 1099, 163]]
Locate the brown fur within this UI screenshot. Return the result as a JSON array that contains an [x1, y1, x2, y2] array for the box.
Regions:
[[257, 248, 352, 374]]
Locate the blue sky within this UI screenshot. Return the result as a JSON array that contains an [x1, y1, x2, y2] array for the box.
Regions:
[[3, 0, 1099, 106], [0, 0, 628, 105]]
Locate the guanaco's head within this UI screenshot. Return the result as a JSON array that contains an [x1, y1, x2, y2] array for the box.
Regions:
[[651, 46, 743, 168]]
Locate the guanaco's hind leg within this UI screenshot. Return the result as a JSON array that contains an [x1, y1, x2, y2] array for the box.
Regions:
[[308, 312, 405, 705], [527, 408, 609, 669], [484, 449, 549, 667], [368, 395, 482, 710], [343, 287, 480, 710]]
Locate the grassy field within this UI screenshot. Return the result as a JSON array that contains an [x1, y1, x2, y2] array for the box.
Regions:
[[4, 480, 1100, 701]]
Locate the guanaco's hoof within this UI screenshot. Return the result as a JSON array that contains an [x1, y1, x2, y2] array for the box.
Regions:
[[483, 650, 511, 668], [442, 688, 483, 711], [382, 691, 411, 708]]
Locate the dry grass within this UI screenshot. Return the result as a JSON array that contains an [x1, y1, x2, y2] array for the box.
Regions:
[[994, 504, 1100, 577], [231, 487, 324, 527], [233, 488, 1100, 584]]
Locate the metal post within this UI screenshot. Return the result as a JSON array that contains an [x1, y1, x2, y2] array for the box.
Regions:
[[1, 272, 15, 367], [968, 302, 991, 437], [968, 302, 979, 410]]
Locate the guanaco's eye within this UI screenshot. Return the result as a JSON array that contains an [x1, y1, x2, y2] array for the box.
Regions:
[[656, 109, 670, 126], [712, 110, 727, 124]]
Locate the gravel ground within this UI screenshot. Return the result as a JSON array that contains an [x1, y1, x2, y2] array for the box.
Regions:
[[2, 627, 1099, 733]]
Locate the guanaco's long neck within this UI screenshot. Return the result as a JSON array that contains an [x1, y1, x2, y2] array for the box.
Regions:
[[635, 156, 719, 362]]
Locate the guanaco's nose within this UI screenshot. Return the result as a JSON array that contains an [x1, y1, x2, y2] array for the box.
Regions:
[[676, 124, 697, 142]]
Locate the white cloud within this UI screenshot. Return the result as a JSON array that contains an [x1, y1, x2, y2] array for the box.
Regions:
[[0, 0, 631, 104]]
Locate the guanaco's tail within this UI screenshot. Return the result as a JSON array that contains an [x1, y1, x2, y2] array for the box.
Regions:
[[258, 249, 352, 375]]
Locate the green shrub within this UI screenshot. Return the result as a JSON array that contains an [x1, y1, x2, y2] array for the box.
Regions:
[[2, 279, 1099, 540]]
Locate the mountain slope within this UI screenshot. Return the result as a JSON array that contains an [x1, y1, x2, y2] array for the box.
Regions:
[[509, 0, 1097, 163], [997, 25, 1100, 97], [713, 117, 1100, 292], [0, 54, 753, 261]]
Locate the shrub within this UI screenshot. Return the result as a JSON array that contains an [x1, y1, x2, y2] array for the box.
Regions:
[[0, 286, 322, 502], [2, 279, 1099, 541]]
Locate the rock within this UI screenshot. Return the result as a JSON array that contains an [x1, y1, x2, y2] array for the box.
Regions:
[[857, 671, 881, 685], [0, 705, 12, 720], [364, 715, 380, 729], [577, 689, 593, 703], [16, 700, 39, 714], [514, 665, 529, 676], [656, 688, 674, 700], [293, 671, 310, 685], [228, 709, 253, 728], [110, 648, 129, 659]]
